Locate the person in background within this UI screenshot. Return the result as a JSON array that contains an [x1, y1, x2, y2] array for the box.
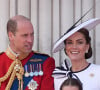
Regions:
[[60, 72, 83, 90], [60, 78, 82, 90], [0, 15, 55, 90], [52, 18, 100, 90]]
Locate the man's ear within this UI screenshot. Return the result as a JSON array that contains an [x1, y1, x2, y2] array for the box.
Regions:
[[8, 32, 14, 41]]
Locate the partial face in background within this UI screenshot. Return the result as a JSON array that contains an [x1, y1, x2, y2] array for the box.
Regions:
[[9, 20, 34, 54], [65, 32, 89, 61], [62, 85, 79, 90]]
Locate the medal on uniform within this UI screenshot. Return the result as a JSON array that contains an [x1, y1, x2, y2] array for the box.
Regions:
[[39, 64, 43, 76], [28, 79, 38, 90], [30, 64, 34, 77], [24, 65, 30, 77], [34, 64, 39, 76]]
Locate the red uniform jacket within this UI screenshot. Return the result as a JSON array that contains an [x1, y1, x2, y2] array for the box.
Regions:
[[0, 51, 55, 90]]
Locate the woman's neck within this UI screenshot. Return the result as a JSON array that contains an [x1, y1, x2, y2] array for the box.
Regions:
[[71, 59, 89, 72]]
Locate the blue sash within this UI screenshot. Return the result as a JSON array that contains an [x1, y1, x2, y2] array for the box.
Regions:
[[11, 53, 49, 90]]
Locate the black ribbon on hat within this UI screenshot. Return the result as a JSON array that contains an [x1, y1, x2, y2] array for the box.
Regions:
[[55, 6, 93, 44]]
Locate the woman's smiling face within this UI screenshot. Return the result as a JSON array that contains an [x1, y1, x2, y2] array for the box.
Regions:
[[65, 32, 89, 61]]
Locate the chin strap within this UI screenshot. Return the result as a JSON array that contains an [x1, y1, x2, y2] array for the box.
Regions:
[[0, 56, 24, 90]]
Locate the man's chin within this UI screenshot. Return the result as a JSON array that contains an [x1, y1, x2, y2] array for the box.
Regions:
[[25, 49, 32, 53]]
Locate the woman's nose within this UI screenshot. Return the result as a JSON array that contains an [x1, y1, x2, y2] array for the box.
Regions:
[[72, 43, 77, 48]]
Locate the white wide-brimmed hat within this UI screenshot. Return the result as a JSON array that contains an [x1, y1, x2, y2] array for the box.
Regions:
[[53, 18, 100, 53]]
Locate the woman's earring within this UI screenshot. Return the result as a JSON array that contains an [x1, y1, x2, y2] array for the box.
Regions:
[[86, 50, 88, 53]]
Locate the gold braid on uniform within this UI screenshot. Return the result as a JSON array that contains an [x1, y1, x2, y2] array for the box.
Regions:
[[0, 47, 28, 90]]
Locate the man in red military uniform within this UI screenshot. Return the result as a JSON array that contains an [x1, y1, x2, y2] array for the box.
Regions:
[[0, 15, 55, 90]]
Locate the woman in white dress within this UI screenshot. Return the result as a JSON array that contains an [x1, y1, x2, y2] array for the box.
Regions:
[[52, 18, 100, 90]]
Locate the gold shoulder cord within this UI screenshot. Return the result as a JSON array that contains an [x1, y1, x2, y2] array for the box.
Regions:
[[0, 48, 25, 90]]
